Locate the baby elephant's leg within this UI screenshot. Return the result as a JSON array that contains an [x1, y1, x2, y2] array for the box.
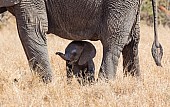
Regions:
[[72, 66, 84, 85], [87, 60, 95, 83], [66, 62, 73, 84]]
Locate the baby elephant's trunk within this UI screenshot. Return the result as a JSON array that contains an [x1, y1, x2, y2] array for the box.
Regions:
[[56, 52, 68, 61]]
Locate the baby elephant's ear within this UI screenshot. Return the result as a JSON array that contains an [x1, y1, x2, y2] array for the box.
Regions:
[[78, 42, 96, 65]]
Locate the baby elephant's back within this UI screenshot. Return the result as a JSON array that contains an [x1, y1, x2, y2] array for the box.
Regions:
[[66, 41, 96, 56]]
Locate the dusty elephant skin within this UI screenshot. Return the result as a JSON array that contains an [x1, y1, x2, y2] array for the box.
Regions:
[[0, 0, 21, 7], [0, 0, 163, 83], [56, 41, 96, 85]]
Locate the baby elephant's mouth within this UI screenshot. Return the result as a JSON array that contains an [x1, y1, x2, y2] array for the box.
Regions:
[[66, 60, 72, 65], [67, 60, 78, 65]]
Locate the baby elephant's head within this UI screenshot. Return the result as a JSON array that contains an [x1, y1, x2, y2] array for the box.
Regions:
[[56, 41, 96, 65]]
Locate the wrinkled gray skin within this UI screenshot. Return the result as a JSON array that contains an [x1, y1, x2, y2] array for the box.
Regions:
[[0, 0, 163, 83], [56, 41, 96, 84]]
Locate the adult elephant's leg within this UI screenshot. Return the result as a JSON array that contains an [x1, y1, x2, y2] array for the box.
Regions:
[[122, 13, 140, 77], [13, 0, 52, 83], [98, 25, 124, 80], [98, 1, 140, 81], [98, 42, 122, 80]]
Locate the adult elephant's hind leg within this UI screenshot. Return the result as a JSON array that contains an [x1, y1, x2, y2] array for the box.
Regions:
[[122, 19, 140, 77], [13, 0, 52, 83]]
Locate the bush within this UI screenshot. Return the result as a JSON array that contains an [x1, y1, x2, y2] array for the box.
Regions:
[[141, 0, 170, 27]]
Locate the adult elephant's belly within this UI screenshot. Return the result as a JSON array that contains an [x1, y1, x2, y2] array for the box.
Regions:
[[47, 0, 102, 41], [51, 24, 100, 41]]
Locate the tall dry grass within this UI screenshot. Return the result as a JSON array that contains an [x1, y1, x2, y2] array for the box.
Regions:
[[0, 16, 169, 107]]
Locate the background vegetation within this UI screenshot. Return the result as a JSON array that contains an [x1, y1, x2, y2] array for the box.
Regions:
[[141, 0, 170, 26]]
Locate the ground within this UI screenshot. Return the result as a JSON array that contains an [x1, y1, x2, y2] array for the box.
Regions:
[[0, 15, 170, 107]]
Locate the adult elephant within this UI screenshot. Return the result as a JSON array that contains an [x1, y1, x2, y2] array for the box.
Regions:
[[0, 0, 163, 83]]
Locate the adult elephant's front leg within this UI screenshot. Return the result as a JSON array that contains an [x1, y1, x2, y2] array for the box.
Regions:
[[98, 0, 139, 80], [98, 42, 122, 80], [13, 0, 52, 83]]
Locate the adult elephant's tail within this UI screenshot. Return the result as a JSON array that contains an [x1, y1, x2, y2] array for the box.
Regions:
[[151, 0, 163, 66]]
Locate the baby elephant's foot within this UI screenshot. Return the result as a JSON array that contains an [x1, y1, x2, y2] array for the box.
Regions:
[[88, 74, 95, 84], [84, 73, 95, 85]]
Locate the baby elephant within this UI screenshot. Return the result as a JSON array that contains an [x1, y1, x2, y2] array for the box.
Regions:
[[56, 41, 96, 85]]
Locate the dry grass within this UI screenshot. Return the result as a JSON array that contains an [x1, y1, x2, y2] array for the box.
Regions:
[[0, 16, 169, 107]]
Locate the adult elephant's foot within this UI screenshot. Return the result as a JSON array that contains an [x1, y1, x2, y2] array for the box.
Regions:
[[98, 45, 121, 81], [29, 58, 52, 84], [41, 72, 52, 84], [37, 69, 52, 83], [98, 62, 117, 82]]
